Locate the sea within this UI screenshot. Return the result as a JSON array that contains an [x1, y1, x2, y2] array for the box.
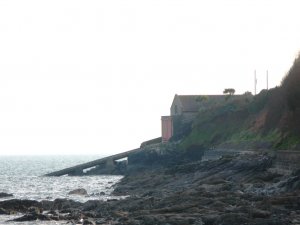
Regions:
[[0, 155, 124, 225]]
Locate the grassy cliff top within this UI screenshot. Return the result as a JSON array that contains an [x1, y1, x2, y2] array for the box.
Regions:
[[179, 53, 300, 152]]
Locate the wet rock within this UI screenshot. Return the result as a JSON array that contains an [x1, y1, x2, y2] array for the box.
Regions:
[[28, 206, 43, 214], [0, 192, 13, 198], [11, 214, 38, 222], [52, 198, 82, 211], [40, 200, 54, 210], [95, 218, 107, 224], [11, 213, 51, 222], [82, 218, 96, 224], [202, 215, 220, 224], [0, 208, 9, 215], [68, 188, 88, 196], [0, 199, 41, 213], [216, 213, 249, 225], [251, 209, 271, 218], [82, 200, 105, 211]]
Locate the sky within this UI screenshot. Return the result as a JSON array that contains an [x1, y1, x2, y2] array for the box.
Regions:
[[0, 0, 300, 155]]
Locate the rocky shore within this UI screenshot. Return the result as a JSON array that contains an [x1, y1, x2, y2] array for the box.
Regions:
[[1, 151, 300, 224]]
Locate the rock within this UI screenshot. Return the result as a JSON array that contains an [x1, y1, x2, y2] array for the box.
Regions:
[[90, 192, 105, 197], [201, 214, 219, 224], [10, 213, 51, 222], [0, 192, 13, 198], [68, 188, 88, 196], [82, 200, 104, 211], [251, 209, 271, 218], [216, 213, 249, 225], [82, 218, 96, 224], [28, 206, 43, 214], [95, 218, 107, 224], [40, 200, 54, 210], [0, 208, 9, 215], [0, 199, 41, 213], [52, 198, 82, 210], [11, 214, 38, 222]]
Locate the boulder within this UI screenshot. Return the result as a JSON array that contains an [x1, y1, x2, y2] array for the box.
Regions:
[[0, 192, 13, 198], [251, 209, 271, 218], [52, 198, 82, 210], [10, 213, 51, 222], [0, 199, 41, 213], [68, 188, 88, 196], [0, 208, 9, 215]]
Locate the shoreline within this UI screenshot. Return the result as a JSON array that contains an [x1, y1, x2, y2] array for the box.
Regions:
[[1, 151, 300, 224]]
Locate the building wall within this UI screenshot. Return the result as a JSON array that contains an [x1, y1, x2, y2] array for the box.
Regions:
[[170, 95, 183, 116], [181, 112, 198, 123], [161, 116, 173, 142]]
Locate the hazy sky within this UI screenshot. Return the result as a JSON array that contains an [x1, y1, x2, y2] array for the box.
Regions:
[[0, 0, 299, 155]]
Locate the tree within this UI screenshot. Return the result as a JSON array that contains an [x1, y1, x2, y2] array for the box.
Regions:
[[223, 88, 235, 95]]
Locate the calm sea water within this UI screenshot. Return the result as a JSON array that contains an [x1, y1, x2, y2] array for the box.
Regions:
[[0, 155, 124, 224]]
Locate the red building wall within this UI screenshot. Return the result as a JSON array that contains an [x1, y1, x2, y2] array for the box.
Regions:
[[161, 116, 173, 142]]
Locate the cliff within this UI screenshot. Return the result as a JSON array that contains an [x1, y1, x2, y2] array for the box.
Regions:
[[179, 53, 300, 152]]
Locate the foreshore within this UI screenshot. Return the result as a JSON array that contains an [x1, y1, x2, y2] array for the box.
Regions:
[[1, 150, 300, 225]]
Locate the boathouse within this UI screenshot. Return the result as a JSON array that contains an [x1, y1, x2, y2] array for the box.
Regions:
[[161, 94, 247, 142]]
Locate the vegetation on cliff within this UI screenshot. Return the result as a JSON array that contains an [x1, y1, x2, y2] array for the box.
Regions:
[[180, 53, 300, 151]]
